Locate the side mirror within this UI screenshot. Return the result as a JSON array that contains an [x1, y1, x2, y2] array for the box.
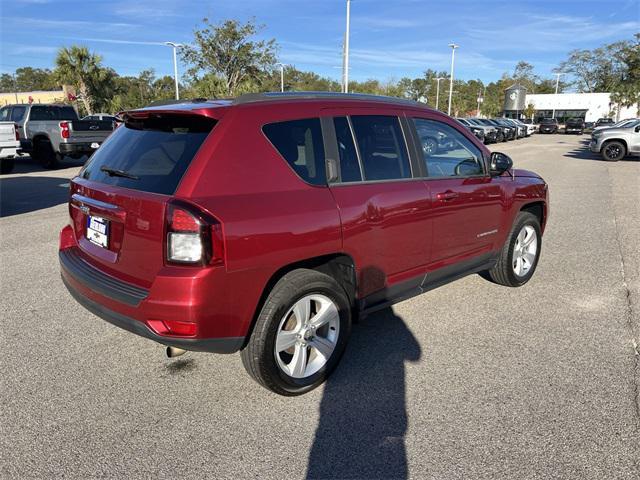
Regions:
[[635, 125, 640, 133], [490, 152, 513, 176]]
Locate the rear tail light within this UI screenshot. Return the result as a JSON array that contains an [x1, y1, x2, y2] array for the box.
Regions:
[[165, 201, 224, 266], [14, 124, 19, 141], [59, 121, 70, 139]]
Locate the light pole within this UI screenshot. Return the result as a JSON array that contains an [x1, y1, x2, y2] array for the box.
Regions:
[[164, 42, 183, 100], [275, 63, 287, 92], [552, 72, 563, 119], [342, 0, 351, 93], [447, 43, 459, 116], [477, 89, 484, 117], [434, 77, 444, 110]]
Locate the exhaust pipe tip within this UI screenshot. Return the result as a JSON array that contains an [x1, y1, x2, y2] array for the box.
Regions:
[[165, 346, 187, 359]]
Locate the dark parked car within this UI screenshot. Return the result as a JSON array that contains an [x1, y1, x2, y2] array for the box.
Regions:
[[538, 118, 559, 134], [565, 118, 585, 134], [59, 92, 549, 395], [490, 119, 517, 140], [458, 118, 497, 143], [469, 118, 508, 142], [456, 118, 486, 143], [595, 118, 614, 128]]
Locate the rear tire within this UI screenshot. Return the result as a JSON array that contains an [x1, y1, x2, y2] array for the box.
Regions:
[[0, 158, 15, 174], [484, 211, 541, 287], [602, 141, 626, 162], [34, 139, 58, 169], [241, 269, 352, 396]]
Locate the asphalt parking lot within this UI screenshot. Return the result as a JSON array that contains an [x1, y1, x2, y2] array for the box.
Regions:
[[1, 134, 638, 479]]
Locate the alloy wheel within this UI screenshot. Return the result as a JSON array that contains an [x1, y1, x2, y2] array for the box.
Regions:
[[512, 225, 538, 277], [605, 144, 623, 160], [274, 294, 340, 379]]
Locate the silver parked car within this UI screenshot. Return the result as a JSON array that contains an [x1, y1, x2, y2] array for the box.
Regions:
[[590, 119, 640, 161]]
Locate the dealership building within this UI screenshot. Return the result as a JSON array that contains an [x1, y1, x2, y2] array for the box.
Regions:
[[502, 84, 636, 123]]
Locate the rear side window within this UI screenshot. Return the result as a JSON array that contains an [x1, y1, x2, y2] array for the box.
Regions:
[[30, 106, 57, 121], [350, 115, 411, 181], [58, 106, 78, 120], [263, 118, 326, 186], [333, 117, 362, 182], [0, 107, 9, 121], [80, 114, 216, 195]]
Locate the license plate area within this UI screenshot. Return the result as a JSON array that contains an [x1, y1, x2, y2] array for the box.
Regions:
[[86, 215, 109, 248]]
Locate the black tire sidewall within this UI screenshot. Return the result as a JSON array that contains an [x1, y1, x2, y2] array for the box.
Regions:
[[253, 273, 351, 395], [602, 141, 625, 162], [37, 140, 57, 169], [503, 213, 542, 286]]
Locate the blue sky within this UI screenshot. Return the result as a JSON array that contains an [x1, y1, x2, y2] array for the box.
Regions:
[[1, 0, 638, 84]]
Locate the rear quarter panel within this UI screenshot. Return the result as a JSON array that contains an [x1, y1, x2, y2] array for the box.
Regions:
[[178, 103, 343, 337]]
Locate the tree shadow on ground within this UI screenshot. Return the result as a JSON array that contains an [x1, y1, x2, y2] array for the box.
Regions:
[[306, 307, 421, 480]]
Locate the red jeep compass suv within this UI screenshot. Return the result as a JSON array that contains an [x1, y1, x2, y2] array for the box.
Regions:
[[59, 92, 549, 395]]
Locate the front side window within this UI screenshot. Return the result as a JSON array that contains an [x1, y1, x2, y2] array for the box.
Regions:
[[11, 106, 26, 122], [263, 118, 326, 186], [350, 115, 411, 181], [413, 118, 485, 178]]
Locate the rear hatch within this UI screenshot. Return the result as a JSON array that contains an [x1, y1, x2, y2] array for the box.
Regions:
[[69, 111, 217, 287]]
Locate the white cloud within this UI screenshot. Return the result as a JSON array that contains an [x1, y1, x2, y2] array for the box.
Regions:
[[3, 16, 138, 30]]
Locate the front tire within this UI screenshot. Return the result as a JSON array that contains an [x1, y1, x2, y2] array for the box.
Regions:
[[485, 211, 541, 287], [602, 141, 626, 162], [241, 269, 352, 396]]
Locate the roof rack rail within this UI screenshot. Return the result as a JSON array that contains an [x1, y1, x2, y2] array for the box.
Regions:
[[233, 91, 426, 107], [145, 98, 215, 107]]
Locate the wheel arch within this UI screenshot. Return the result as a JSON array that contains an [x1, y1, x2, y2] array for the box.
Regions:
[[32, 133, 52, 146], [242, 253, 358, 349], [520, 201, 546, 231], [602, 138, 628, 152]]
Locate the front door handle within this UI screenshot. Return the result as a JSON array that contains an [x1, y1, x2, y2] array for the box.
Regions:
[[436, 190, 458, 201]]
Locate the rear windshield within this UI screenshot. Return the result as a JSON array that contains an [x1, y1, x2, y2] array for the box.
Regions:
[[79, 114, 216, 195], [541, 118, 557, 124]]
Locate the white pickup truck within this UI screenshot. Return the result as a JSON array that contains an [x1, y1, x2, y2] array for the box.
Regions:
[[0, 122, 20, 174]]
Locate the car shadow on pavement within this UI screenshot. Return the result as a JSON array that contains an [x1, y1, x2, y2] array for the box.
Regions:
[[0, 176, 71, 217], [306, 307, 421, 480], [9, 155, 86, 175]]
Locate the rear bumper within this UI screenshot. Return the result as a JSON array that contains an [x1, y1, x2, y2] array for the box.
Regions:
[[59, 142, 100, 156], [59, 248, 244, 354], [0, 144, 19, 159]]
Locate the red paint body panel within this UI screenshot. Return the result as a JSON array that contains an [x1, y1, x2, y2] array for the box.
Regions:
[[59, 97, 549, 349]]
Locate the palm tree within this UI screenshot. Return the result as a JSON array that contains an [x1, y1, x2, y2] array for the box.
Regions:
[[55, 46, 103, 115]]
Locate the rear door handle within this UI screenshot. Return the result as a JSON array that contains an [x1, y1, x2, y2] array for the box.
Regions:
[[436, 190, 458, 201]]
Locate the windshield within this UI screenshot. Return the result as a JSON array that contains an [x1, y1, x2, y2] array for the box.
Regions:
[[621, 119, 640, 129], [541, 118, 557, 124], [80, 114, 216, 195]]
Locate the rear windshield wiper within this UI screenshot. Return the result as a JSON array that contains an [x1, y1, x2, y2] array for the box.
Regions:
[[100, 166, 139, 180]]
